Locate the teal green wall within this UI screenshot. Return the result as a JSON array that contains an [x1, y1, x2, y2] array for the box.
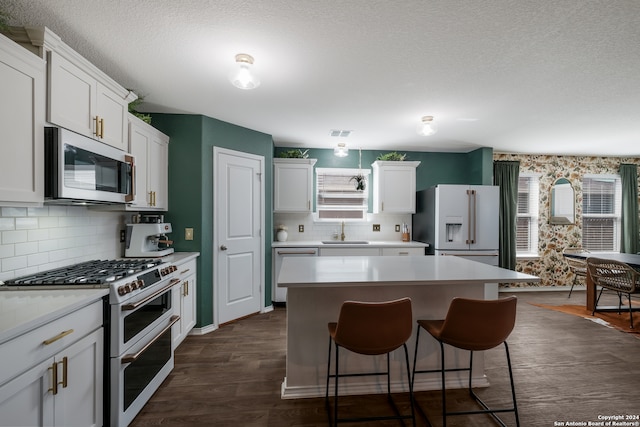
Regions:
[[274, 147, 494, 193], [151, 113, 273, 328], [148, 114, 490, 330]]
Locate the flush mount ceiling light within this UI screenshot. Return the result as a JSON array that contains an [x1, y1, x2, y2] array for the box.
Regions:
[[417, 115, 438, 136], [230, 53, 260, 90], [334, 142, 349, 157]]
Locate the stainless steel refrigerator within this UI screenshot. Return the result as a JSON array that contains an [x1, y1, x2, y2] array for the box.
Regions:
[[412, 184, 499, 266]]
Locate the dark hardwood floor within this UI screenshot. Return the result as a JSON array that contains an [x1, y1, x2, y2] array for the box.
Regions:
[[130, 291, 640, 427]]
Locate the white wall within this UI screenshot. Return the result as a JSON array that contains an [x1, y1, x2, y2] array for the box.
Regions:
[[273, 213, 413, 242], [0, 206, 125, 283]]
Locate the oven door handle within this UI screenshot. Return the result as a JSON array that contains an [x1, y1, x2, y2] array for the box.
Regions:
[[121, 278, 181, 311], [121, 315, 180, 364]]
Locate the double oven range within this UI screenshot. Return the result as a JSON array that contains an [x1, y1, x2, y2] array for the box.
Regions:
[[3, 258, 180, 427]]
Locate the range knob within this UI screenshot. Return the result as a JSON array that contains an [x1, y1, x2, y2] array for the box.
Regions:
[[117, 285, 127, 296], [137, 279, 145, 289]]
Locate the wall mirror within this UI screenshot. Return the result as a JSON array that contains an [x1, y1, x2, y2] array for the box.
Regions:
[[550, 178, 575, 224]]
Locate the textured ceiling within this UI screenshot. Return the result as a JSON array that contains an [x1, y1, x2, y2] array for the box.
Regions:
[[1, 0, 639, 155]]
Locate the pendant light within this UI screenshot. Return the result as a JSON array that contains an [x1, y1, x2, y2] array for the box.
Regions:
[[417, 116, 438, 136], [231, 53, 260, 90]]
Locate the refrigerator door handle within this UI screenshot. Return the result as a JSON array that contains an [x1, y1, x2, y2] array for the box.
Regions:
[[466, 189, 477, 244]]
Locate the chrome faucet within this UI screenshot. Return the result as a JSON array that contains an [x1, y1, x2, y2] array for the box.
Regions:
[[341, 221, 346, 241]]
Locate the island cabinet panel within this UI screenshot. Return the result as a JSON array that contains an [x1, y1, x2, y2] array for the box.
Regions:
[[0, 33, 45, 206], [276, 256, 538, 399]]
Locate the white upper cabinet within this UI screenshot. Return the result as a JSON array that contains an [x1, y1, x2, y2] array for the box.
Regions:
[[0, 33, 46, 206], [273, 158, 317, 213], [10, 26, 136, 151], [372, 161, 420, 214], [128, 114, 169, 211]]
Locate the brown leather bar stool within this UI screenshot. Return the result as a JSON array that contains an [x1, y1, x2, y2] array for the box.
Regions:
[[412, 296, 519, 427], [325, 297, 416, 426]]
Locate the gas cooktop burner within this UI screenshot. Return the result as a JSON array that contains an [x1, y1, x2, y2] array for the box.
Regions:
[[3, 259, 164, 286]]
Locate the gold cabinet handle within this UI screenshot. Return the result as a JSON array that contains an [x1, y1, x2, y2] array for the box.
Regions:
[[43, 329, 74, 345], [48, 362, 58, 395], [99, 118, 104, 138], [180, 268, 191, 275], [59, 356, 68, 389], [148, 191, 153, 206], [94, 116, 100, 137]]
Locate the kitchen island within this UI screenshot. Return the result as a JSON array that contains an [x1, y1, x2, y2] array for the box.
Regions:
[[277, 255, 538, 399]]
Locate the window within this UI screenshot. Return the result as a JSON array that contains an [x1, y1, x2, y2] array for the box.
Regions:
[[315, 168, 369, 220], [582, 175, 621, 252], [516, 174, 540, 254]]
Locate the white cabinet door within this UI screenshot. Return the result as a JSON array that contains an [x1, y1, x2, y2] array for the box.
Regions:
[[0, 329, 103, 427], [372, 161, 420, 213], [172, 258, 198, 349], [319, 247, 381, 256], [48, 51, 96, 139], [0, 358, 54, 427], [148, 132, 169, 210], [380, 247, 425, 256], [0, 33, 45, 206], [48, 51, 130, 150], [273, 158, 317, 212], [53, 328, 103, 427], [96, 82, 128, 151], [128, 115, 170, 210]]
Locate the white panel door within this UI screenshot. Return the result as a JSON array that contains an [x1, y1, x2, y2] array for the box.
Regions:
[[215, 147, 264, 325]]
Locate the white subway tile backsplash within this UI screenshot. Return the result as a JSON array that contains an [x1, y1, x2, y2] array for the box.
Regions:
[[2, 230, 28, 245], [1, 207, 27, 217], [0, 218, 14, 231], [14, 242, 38, 256], [15, 217, 39, 230], [0, 206, 123, 278]]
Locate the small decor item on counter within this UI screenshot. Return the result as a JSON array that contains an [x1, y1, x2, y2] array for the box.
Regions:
[[401, 223, 410, 242], [276, 225, 288, 242], [376, 151, 406, 161]]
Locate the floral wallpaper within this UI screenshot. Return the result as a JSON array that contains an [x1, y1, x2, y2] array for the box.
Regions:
[[493, 153, 640, 289]]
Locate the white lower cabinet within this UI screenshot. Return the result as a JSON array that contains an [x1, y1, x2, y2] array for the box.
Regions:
[[319, 247, 425, 257], [172, 258, 197, 349], [380, 247, 425, 256], [0, 301, 104, 427]]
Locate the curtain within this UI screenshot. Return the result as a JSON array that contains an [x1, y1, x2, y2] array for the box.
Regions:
[[493, 161, 520, 270], [619, 163, 639, 254]]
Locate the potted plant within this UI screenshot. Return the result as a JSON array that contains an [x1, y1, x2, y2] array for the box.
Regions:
[[277, 149, 309, 159], [350, 173, 366, 191], [376, 152, 406, 161]]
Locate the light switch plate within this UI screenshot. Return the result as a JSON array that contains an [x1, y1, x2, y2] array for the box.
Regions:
[[185, 228, 194, 240], [373, 224, 381, 232], [298, 225, 304, 232], [395, 224, 400, 232]]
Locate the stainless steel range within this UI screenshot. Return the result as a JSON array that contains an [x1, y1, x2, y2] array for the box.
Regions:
[[3, 258, 180, 427]]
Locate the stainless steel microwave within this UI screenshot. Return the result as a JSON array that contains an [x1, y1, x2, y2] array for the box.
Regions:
[[45, 127, 135, 204]]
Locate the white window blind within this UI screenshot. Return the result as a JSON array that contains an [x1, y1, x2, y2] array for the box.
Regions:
[[582, 175, 621, 252], [316, 168, 369, 220], [516, 174, 539, 254]]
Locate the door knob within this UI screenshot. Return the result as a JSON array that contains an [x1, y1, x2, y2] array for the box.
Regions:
[[220, 245, 228, 251]]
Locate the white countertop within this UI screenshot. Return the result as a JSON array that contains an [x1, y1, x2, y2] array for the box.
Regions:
[[277, 255, 538, 288], [0, 289, 108, 345], [272, 240, 428, 248], [161, 251, 200, 264]]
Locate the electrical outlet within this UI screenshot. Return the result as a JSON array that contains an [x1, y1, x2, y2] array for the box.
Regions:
[[185, 228, 194, 240], [120, 230, 126, 242], [395, 224, 401, 232], [298, 225, 304, 232], [373, 224, 381, 232]]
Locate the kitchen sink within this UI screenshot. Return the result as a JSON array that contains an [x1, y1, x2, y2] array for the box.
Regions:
[[321, 240, 370, 244]]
